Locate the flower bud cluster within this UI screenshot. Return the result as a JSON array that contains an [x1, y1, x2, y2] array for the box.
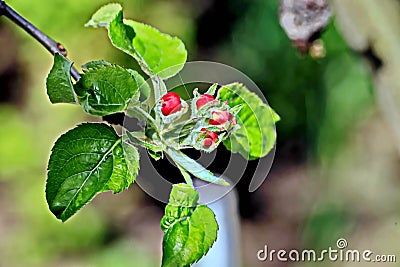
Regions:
[[156, 85, 240, 151]]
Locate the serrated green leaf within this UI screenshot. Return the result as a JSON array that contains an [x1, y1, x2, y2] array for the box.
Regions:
[[124, 20, 187, 79], [161, 185, 218, 265], [218, 83, 279, 160], [46, 53, 76, 104], [126, 131, 161, 151], [169, 183, 199, 207], [160, 184, 198, 232], [162, 205, 218, 267], [122, 142, 141, 177], [104, 142, 139, 193], [86, 4, 187, 79], [166, 148, 229, 186], [74, 65, 139, 116], [81, 60, 111, 69], [46, 123, 137, 222]]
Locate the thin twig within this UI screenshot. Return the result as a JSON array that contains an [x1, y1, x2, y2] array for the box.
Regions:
[[0, 1, 126, 125], [0, 0, 81, 81]]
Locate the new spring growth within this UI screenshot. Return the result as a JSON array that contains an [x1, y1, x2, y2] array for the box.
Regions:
[[161, 92, 182, 116], [157, 92, 189, 124], [200, 128, 219, 148], [156, 86, 240, 152], [196, 94, 215, 109], [209, 110, 237, 129]]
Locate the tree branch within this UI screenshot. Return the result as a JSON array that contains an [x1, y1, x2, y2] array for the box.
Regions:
[[0, 1, 125, 125], [0, 0, 81, 81]]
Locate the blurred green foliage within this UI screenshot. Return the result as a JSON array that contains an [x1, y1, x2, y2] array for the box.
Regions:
[[214, 0, 385, 261], [0, 106, 37, 177], [217, 0, 373, 160], [302, 204, 355, 250]]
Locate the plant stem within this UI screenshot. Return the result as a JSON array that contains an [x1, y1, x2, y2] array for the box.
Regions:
[[176, 164, 194, 186], [0, 0, 80, 81]]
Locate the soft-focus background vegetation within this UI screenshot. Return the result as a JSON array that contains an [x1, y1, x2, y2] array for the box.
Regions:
[[1, 0, 399, 266]]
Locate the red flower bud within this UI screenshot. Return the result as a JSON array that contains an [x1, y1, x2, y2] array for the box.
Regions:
[[196, 94, 215, 109], [209, 110, 232, 125], [161, 92, 182, 116], [201, 128, 218, 148]]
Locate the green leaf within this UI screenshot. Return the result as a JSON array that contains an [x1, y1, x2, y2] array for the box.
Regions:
[[161, 185, 218, 265], [160, 184, 198, 232], [86, 4, 135, 58], [124, 20, 187, 79], [169, 183, 199, 207], [162, 205, 218, 267], [46, 123, 138, 222], [46, 53, 76, 104], [126, 131, 161, 151], [86, 4, 187, 79], [217, 83, 279, 160], [81, 60, 111, 69], [109, 10, 136, 56], [104, 142, 140, 193], [85, 3, 123, 28], [74, 65, 139, 116], [166, 148, 229, 186], [122, 142, 141, 178], [127, 69, 151, 102]]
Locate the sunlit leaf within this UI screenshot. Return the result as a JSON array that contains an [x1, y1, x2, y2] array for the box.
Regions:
[[218, 83, 279, 160], [124, 19, 187, 79], [46, 123, 138, 221], [86, 3, 187, 79]]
